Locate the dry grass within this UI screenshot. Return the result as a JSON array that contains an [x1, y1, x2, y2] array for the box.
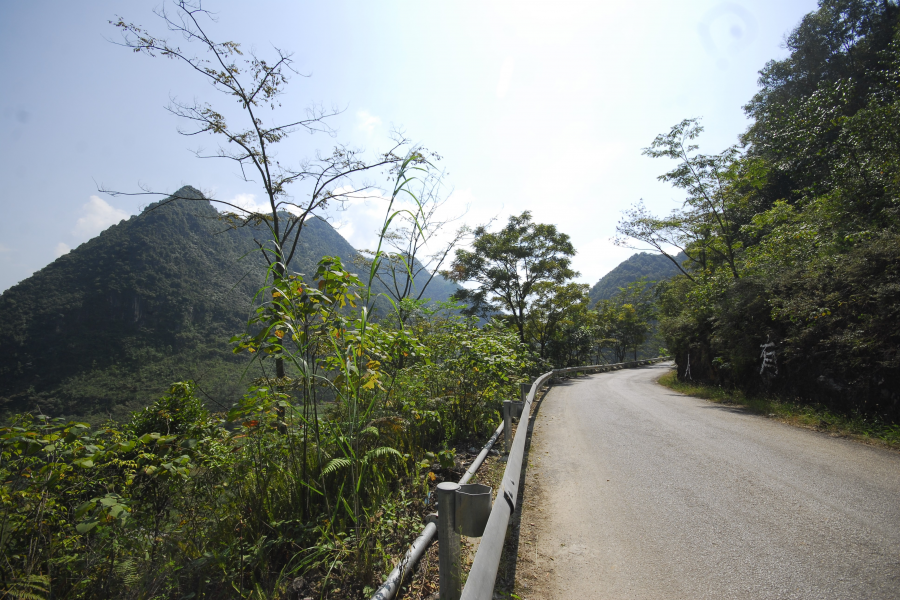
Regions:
[[657, 370, 900, 450]]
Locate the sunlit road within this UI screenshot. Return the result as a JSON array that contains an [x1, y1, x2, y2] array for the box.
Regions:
[[521, 363, 900, 599]]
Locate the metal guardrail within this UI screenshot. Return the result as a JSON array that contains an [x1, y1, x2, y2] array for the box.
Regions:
[[460, 357, 668, 600], [370, 421, 506, 600], [371, 357, 668, 600]]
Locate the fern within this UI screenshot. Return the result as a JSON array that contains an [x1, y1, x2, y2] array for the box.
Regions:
[[116, 558, 141, 588], [321, 457, 352, 475], [364, 446, 402, 462], [4, 574, 50, 600]]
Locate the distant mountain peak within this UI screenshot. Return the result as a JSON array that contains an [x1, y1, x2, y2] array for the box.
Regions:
[[0, 187, 458, 421], [588, 251, 686, 305]]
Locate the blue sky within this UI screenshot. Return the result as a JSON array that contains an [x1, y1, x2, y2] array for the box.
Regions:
[[0, 0, 818, 293]]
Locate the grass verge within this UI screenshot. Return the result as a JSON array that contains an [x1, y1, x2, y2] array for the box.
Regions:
[[657, 370, 900, 450]]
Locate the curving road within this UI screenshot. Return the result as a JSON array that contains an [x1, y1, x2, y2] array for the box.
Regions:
[[518, 362, 900, 599]]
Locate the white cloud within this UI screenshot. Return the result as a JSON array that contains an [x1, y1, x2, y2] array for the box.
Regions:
[[54, 242, 71, 257], [571, 237, 643, 286], [325, 185, 392, 251], [356, 110, 382, 135], [496, 57, 515, 99], [224, 193, 271, 214], [73, 196, 128, 240], [334, 220, 356, 241]]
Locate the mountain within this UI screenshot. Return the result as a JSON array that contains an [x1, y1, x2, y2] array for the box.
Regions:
[[589, 251, 686, 305], [0, 186, 457, 421]]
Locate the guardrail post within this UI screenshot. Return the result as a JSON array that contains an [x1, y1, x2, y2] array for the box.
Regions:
[[437, 482, 461, 600], [519, 382, 530, 403], [503, 400, 513, 454]]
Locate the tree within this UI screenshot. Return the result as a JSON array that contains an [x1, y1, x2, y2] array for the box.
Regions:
[[742, 0, 900, 209], [744, 0, 899, 187], [524, 281, 590, 361], [105, 1, 430, 377], [615, 118, 750, 282], [594, 280, 656, 362], [444, 211, 578, 343]]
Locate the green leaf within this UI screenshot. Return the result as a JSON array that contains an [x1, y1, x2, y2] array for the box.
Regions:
[[322, 457, 351, 475], [74, 500, 96, 520], [76, 521, 99, 534]]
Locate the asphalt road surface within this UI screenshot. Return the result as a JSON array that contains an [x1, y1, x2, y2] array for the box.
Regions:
[[518, 363, 900, 599]]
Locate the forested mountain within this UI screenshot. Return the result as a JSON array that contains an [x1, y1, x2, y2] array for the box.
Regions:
[[620, 0, 900, 422], [0, 186, 457, 420], [588, 252, 685, 305]]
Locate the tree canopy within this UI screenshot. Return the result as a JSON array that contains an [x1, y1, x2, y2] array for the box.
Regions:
[[619, 0, 900, 422], [445, 211, 578, 343]]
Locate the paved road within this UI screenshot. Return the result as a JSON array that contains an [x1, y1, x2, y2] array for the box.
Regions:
[[518, 363, 900, 599]]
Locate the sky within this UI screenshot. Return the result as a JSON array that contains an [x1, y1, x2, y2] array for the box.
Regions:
[[0, 0, 819, 294]]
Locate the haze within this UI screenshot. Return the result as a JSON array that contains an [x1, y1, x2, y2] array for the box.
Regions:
[[0, 0, 816, 293]]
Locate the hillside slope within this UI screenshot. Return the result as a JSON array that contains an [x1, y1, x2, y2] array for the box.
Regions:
[[589, 252, 685, 305], [0, 186, 457, 420]]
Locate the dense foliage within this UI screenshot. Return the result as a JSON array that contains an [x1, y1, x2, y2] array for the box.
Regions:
[[1, 155, 531, 599], [0, 189, 457, 422], [621, 0, 900, 422], [593, 280, 659, 363], [0, 257, 531, 599]]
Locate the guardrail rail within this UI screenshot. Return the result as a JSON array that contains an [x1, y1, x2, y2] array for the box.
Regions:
[[371, 357, 668, 600], [461, 357, 667, 600]]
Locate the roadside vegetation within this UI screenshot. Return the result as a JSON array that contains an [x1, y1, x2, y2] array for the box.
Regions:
[[658, 370, 900, 449], [4, 1, 898, 598], [0, 147, 536, 599], [619, 0, 900, 426], [0, 308, 529, 600]]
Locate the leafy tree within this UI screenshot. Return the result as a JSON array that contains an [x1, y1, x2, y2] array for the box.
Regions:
[[445, 211, 578, 343], [106, 1, 433, 377], [743, 0, 900, 200], [524, 281, 590, 361], [620, 0, 900, 422], [616, 118, 753, 282], [594, 280, 656, 362]]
